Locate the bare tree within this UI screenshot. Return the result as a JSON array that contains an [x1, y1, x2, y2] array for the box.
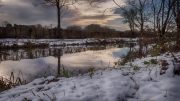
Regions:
[[2, 21, 10, 27], [34, 0, 78, 38], [109, 0, 151, 35], [173, 0, 180, 44], [127, 0, 151, 35], [71, 0, 179, 40], [158, 0, 177, 38], [121, 8, 137, 36], [150, 0, 158, 32], [114, 0, 177, 38]]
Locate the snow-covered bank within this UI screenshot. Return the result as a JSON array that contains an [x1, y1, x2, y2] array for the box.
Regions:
[[0, 52, 180, 101], [0, 38, 137, 47], [0, 69, 137, 101]]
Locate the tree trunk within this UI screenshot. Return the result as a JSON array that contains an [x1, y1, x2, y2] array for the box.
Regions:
[[57, 49, 61, 76], [176, 0, 180, 45], [176, 13, 180, 44], [177, 26, 180, 45], [160, 26, 166, 38], [140, 12, 144, 35], [57, 5, 62, 38]]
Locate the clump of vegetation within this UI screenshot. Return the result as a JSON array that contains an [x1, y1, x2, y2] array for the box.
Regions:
[[120, 62, 125, 66], [160, 60, 169, 75], [0, 70, 26, 92], [128, 62, 139, 70], [161, 60, 168, 67], [55, 65, 70, 78], [113, 61, 118, 68], [129, 63, 133, 67], [0, 76, 11, 92], [133, 65, 139, 70], [62, 65, 69, 78], [88, 67, 95, 79], [150, 59, 158, 64], [143, 61, 150, 64], [150, 48, 159, 57]]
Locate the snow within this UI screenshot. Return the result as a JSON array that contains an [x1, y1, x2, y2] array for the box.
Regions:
[[0, 52, 180, 101], [0, 69, 137, 101], [0, 38, 137, 46]]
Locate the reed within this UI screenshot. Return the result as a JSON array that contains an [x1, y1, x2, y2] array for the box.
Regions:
[[0, 70, 26, 92]]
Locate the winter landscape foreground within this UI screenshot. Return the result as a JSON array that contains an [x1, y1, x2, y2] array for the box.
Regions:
[[0, 52, 180, 101], [0, 0, 180, 100]]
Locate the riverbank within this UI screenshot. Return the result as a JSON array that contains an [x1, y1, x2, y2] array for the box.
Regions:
[[0, 51, 179, 101], [0, 38, 138, 48]]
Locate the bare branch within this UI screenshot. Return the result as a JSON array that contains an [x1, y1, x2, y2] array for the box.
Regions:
[[113, 0, 121, 8]]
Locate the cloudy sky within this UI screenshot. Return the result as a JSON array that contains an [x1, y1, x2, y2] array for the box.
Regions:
[[0, 0, 128, 31]]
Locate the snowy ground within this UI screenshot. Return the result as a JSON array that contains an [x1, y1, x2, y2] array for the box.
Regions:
[[0, 38, 137, 46], [0, 52, 180, 101]]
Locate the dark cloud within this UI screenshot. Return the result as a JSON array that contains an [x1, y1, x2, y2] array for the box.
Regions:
[[114, 8, 123, 15], [80, 15, 116, 20], [0, 0, 127, 30], [0, 0, 56, 26]]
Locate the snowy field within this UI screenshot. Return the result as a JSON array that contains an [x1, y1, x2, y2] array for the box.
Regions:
[[0, 38, 138, 46], [0, 52, 180, 101]]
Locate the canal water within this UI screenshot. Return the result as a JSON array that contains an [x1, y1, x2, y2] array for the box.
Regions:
[[0, 43, 136, 82]]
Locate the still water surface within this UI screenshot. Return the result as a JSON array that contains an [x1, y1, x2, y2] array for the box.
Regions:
[[0, 43, 135, 82]]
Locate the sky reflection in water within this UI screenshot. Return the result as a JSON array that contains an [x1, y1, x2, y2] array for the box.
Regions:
[[0, 47, 129, 81]]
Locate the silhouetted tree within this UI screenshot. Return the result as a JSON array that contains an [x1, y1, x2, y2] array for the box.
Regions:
[[84, 24, 102, 32], [66, 25, 82, 31], [34, 0, 78, 38], [2, 21, 10, 27]]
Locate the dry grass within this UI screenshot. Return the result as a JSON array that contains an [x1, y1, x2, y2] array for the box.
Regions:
[[0, 70, 26, 92]]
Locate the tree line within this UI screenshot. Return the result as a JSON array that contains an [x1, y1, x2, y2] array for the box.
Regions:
[[0, 21, 174, 39], [0, 0, 179, 40], [0, 22, 120, 39]]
